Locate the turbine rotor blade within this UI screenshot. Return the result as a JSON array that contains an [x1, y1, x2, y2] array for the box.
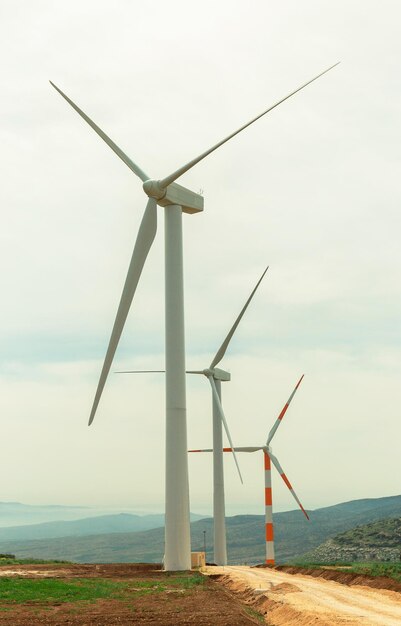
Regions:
[[114, 370, 204, 374], [115, 370, 166, 374], [222, 447, 262, 452], [49, 81, 149, 182], [268, 450, 309, 520], [210, 266, 269, 369], [266, 375, 304, 445], [89, 197, 157, 425], [208, 376, 243, 483], [158, 63, 340, 188], [188, 447, 262, 453]]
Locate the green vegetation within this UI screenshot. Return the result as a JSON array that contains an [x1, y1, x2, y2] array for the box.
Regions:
[[0, 572, 205, 605], [122, 572, 206, 597], [0, 578, 129, 604], [295, 517, 401, 564], [348, 561, 401, 583], [244, 606, 266, 623], [334, 517, 401, 548], [167, 571, 205, 589]]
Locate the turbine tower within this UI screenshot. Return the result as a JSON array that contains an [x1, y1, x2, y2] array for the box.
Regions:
[[190, 375, 309, 564], [119, 266, 269, 565], [50, 63, 337, 571]]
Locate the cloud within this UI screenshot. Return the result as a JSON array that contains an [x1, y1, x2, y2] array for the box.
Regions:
[[0, 0, 400, 515]]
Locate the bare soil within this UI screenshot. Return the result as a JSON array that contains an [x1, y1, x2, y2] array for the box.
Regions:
[[209, 565, 401, 626], [0, 563, 164, 580], [0, 563, 261, 625]]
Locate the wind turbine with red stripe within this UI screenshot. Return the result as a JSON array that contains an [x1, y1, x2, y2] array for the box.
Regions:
[[190, 374, 309, 565]]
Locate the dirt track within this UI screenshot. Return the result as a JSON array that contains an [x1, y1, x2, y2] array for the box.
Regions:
[[208, 565, 401, 625]]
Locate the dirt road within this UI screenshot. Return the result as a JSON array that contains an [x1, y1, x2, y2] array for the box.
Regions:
[[208, 565, 401, 626]]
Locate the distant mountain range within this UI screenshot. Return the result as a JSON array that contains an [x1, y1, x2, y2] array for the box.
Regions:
[[0, 495, 399, 564], [296, 516, 401, 563], [0, 511, 205, 542], [0, 502, 99, 527]]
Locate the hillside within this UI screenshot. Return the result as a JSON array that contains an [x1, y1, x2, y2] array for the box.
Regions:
[[0, 494, 400, 564], [213, 494, 401, 563], [275, 493, 401, 562], [295, 517, 401, 563]]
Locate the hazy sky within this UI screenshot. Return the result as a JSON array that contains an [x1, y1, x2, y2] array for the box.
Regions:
[[0, 0, 400, 517]]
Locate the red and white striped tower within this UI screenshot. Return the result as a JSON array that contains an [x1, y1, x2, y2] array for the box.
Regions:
[[264, 450, 275, 564]]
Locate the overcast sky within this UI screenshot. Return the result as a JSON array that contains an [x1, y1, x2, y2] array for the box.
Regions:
[[0, 0, 400, 518]]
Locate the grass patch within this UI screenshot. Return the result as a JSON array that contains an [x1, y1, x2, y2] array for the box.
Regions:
[[0, 578, 132, 605], [0, 572, 206, 605], [348, 562, 401, 582], [125, 572, 206, 597], [245, 606, 265, 623], [167, 572, 206, 589]]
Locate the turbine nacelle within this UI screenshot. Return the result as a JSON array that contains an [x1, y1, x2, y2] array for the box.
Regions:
[[143, 179, 204, 214], [203, 367, 231, 382]]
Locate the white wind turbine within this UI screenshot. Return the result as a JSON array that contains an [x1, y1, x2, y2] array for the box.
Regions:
[[50, 63, 337, 571], [190, 375, 309, 564], [119, 265, 269, 565]]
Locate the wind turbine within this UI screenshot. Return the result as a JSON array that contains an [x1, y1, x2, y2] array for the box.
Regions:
[[119, 265, 269, 565], [50, 63, 337, 571], [190, 375, 309, 564]]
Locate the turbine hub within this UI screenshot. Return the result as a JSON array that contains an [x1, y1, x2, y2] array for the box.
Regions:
[[202, 367, 231, 382], [143, 179, 167, 200]]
